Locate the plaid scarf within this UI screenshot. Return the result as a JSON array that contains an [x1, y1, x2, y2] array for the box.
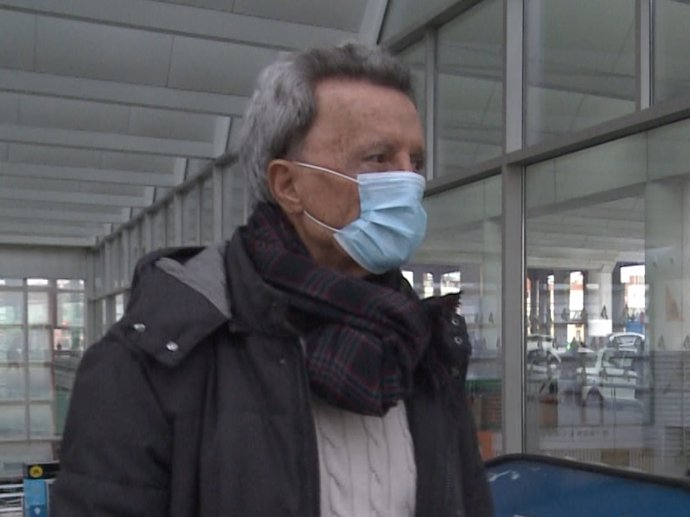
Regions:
[[241, 202, 457, 416]]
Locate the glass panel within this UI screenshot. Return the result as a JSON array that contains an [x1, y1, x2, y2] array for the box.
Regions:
[[29, 404, 55, 438], [153, 208, 167, 251], [166, 202, 176, 246], [0, 406, 26, 439], [115, 293, 125, 322], [0, 327, 24, 366], [0, 291, 24, 324], [27, 292, 49, 325], [436, 0, 504, 176], [398, 41, 426, 137], [57, 292, 84, 327], [54, 328, 85, 355], [57, 279, 84, 290], [380, 0, 450, 41], [525, 116, 690, 478], [182, 188, 199, 246], [201, 178, 214, 245], [222, 165, 245, 240], [525, 0, 636, 145], [0, 330, 25, 400], [654, 0, 690, 104], [29, 366, 53, 400], [28, 329, 51, 361], [0, 442, 53, 479], [27, 279, 49, 287], [410, 175, 502, 459], [0, 279, 22, 287], [93, 248, 104, 295]]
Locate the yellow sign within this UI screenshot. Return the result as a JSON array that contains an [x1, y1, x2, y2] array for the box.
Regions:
[[28, 465, 44, 479]]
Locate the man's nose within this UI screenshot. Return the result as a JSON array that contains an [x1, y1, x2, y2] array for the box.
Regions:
[[393, 153, 416, 172]]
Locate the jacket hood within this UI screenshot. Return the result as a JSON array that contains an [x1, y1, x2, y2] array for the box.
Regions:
[[118, 244, 231, 368]]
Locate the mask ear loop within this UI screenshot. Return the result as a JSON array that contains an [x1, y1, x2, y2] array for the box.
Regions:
[[293, 162, 359, 183], [303, 210, 340, 232]]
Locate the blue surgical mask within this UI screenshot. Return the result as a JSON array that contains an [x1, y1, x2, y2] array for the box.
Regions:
[[294, 162, 427, 275]]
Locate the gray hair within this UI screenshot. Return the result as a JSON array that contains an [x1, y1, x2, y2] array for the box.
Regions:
[[235, 42, 416, 206]]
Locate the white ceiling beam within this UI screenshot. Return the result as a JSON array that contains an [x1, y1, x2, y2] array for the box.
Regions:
[[0, 0, 354, 50], [0, 69, 248, 116], [0, 206, 127, 224], [0, 162, 179, 187], [359, 0, 389, 45], [0, 234, 95, 247], [0, 187, 148, 207], [0, 124, 216, 158], [0, 220, 106, 238]]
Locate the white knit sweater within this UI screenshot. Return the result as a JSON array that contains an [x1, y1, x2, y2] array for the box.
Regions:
[[311, 396, 417, 517]]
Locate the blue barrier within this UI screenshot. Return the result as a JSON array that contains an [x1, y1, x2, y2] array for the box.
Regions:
[[22, 462, 58, 517], [486, 454, 690, 517]]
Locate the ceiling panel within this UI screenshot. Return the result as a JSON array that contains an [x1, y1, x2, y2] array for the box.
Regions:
[[18, 95, 131, 134], [0, 175, 145, 196], [0, 92, 19, 124], [99, 152, 176, 174], [127, 107, 217, 141], [8, 144, 101, 168], [35, 17, 173, 85], [0, 10, 35, 71], [168, 37, 280, 95], [233, 0, 367, 32]]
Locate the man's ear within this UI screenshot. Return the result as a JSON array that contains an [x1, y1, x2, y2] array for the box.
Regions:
[[267, 159, 303, 214]]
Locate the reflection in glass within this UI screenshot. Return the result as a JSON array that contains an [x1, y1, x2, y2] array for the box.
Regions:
[[57, 279, 84, 290], [436, 0, 504, 175], [398, 41, 426, 135], [654, 0, 690, 104], [29, 366, 54, 400], [27, 292, 49, 325], [410, 175, 502, 459], [525, 116, 690, 477], [525, 0, 636, 145], [115, 294, 124, 322], [57, 292, 84, 327], [0, 291, 24, 325], [29, 404, 55, 438], [380, 0, 449, 41], [222, 165, 246, 241], [201, 179, 214, 245], [0, 279, 23, 287], [0, 328, 23, 367], [153, 208, 167, 251], [166, 202, 175, 246], [28, 329, 51, 361], [182, 188, 199, 246], [0, 406, 26, 439]]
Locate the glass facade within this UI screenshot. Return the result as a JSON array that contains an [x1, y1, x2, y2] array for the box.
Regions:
[[654, 0, 690, 104], [381, 0, 690, 478], [525, 118, 690, 476], [436, 0, 504, 174], [524, 0, 636, 145], [0, 279, 84, 478], [409, 175, 503, 458]]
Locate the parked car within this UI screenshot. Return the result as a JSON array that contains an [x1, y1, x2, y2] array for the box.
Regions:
[[605, 332, 645, 353], [526, 334, 562, 364], [578, 348, 640, 407]]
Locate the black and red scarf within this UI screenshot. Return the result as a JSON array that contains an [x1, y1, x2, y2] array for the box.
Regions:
[[241, 202, 459, 416]]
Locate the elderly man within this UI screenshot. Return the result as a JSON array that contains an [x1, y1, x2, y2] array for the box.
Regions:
[[52, 43, 493, 517]]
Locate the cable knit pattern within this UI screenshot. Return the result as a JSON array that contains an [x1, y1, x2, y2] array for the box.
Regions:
[[312, 396, 416, 517]]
